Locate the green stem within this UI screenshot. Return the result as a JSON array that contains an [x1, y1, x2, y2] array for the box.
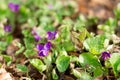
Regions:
[[46, 64, 53, 80]]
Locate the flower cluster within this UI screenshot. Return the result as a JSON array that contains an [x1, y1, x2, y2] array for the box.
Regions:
[[47, 31, 57, 40], [8, 2, 20, 12], [101, 51, 111, 60], [34, 30, 57, 57], [36, 42, 51, 56]]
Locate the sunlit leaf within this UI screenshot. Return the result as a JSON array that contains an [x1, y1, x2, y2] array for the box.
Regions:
[[71, 69, 81, 78], [56, 55, 70, 72], [109, 53, 120, 76], [79, 53, 101, 68], [15, 47, 25, 55], [24, 37, 35, 49], [3, 55, 12, 66], [0, 41, 7, 51], [24, 49, 36, 58], [30, 59, 46, 72], [52, 68, 59, 80], [16, 64, 28, 72], [80, 72, 93, 80], [83, 35, 106, 54]]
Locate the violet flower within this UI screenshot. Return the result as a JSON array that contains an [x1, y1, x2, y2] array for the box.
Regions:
[[4, 25, 12, 32], [101, 51, 111, 60], [8, 2, 20, 12], [31, 28, 37, 35], [36, 42, 52, 57], [44, 42, 51, 50], [38, 50, 49, 56], [47, 31, 57, 40], [34, 34, 41, 41], [36, 44, 44, 51], [32, 28, 41, 41]]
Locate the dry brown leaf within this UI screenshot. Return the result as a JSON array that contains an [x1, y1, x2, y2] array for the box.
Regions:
[[94, 76, 103, 80], [6, 39, 20, 55], [112, 34, 120, 44], [90, 0, 112, 8], [0, 68, 13, 80], [70, 31, 83, 51], [64, 75, 75, 80]]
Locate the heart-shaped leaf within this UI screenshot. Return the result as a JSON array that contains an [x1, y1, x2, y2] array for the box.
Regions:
[[83, 35, 106, 54], [79, 53, 101, 68], [30, 59, 46, 72], [109, 53, 120, 76], [56, 55, 70, 72]]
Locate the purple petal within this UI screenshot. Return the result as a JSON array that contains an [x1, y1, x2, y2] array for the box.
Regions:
[[47, 31, 57, 40], [32, 29, 37, 35], [101, 51, 111, 60], [44, 42, 51, 50], [32, 27, 41, 41], [8, 2, 19, 12], [34, 35, 41, 41], [4, 25, 12, 32], [36, 44, 44, 51], [31, 27, 38, 35], [38, 50, 48, 57]]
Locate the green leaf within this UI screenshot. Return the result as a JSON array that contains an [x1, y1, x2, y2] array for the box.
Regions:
[[0, 41, 7, 51], [109, 53, 120, 76], [62, 41, 75, 51], [105, 18, 117, 27], [117, 77, 120, 80], [72, 69, 93, 80], [44, 54, 52, 66], [0, 63, 2, 68], [15, 47, 25, 55], [98, 18, 117, 34], [57, 25, 75, 51], [83, 35, 106, 54], [28, 18, 37, 27], [60, 25, 71, 41], [24, 37, 35, 49], [20, 5, 30, 17], [87, 17, 98, 27], [6, 35, 13, 44], [73, 14, 87, 31], [56, 55, 70, 72], [59, 48, 68, 56], [114, 3, 120, 19], [15, 42, 22, 48], [22, 30, 32, 37], [3, 55, 12, 66], [79, 53, 101, 68], [94, 67, 103, 77], [0, 1, 9, 20], [70, 56, 79, 62], [52, 50, 58, 63], [52, 69, 59, 80], [30, 59, 46, 72], [79, 53, 103, 77], [16, 64, 28, 72], [71, 69, 81, 78], [80, 72, 93, 80], [79, 29, 87, 42], [24, 49, 36, 58]]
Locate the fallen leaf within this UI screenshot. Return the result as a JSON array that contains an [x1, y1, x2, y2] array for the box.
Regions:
[[6, 39, 20, 55], [0, 68, 13, 80], [64, 75, 75, 80]]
